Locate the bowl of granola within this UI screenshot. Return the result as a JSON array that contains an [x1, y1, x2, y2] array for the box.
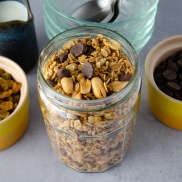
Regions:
[[37, 26, 141, 172], [0, 56, 29, 150]]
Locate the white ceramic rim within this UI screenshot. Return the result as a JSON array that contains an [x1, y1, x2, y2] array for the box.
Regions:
[[0, 56, 28, 124], [145, 34, 182, 104]]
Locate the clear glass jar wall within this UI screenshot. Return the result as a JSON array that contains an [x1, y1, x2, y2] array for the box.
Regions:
[[37, 27, 142, 172]]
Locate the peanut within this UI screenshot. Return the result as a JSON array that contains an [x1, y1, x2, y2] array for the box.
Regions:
[[91, 77, 106, 99], [103, 38, 121, 51], [72, 91, 82, 99], [80, 78, 91, 94], [109, 81, 128, 92], [61, 77, 73, 94]]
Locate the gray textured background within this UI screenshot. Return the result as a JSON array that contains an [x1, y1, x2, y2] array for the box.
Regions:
[[1, 0, 182, 182]]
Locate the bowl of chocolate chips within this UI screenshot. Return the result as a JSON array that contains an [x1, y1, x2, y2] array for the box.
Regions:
[[145, 35, 182, 130]]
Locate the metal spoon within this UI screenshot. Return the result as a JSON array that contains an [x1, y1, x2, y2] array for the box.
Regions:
[[71, 0, 119, 23]]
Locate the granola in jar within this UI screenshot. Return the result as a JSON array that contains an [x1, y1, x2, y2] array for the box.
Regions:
[[37, 27, 141, 172]]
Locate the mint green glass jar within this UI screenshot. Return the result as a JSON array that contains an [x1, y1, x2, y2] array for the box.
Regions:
[[43, 0, 159, 53]]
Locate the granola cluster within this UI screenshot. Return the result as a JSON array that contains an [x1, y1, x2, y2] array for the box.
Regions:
[[38, 34, 141, 172]]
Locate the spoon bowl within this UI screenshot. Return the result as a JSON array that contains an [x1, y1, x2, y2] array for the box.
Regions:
[[71, 0, 119, 23]]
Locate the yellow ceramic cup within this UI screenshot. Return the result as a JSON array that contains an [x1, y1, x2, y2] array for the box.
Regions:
[[145, 35, 182, 130], [0, 56, 29, 150]]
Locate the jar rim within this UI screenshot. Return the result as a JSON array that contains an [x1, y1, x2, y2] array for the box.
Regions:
[[38, 26, 140, 111]]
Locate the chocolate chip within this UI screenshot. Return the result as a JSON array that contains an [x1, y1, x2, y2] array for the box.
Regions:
[[85, 45, 95, 56], [174, 91, 182, 101], [177, 59, 182, 68], [46, 79, 57, 87], [158, 84, 167, 90], [70, 42, 85, 57], [57, 68, 71, 79], [162, 88, 174, 97], [154, 64, 166, 73], [167, 81, 181, 91], [154, 73, 166, 86], [59, 53, 68, 63], [160, 60, 168, 67], [179, 73, 182, 81], [163, 69, 177, 80], [180, 81, 182, 87], [168, 53, 178, 62], [167, 60, 179, 73], [177, 50, 182, 59], [119, 73, 131, 82], [107, 90, 114, 96], [82, 62, 95, 79]]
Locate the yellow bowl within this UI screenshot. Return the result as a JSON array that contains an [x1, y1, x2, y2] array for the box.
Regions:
[[0, 56, 29, 150], [145, 35, 182, 130]]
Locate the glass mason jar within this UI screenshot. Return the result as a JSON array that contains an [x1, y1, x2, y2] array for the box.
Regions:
[[37, 26, 142, 172]]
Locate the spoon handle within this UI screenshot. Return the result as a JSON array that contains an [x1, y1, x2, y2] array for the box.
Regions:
[[109, 0, 122, 22]]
